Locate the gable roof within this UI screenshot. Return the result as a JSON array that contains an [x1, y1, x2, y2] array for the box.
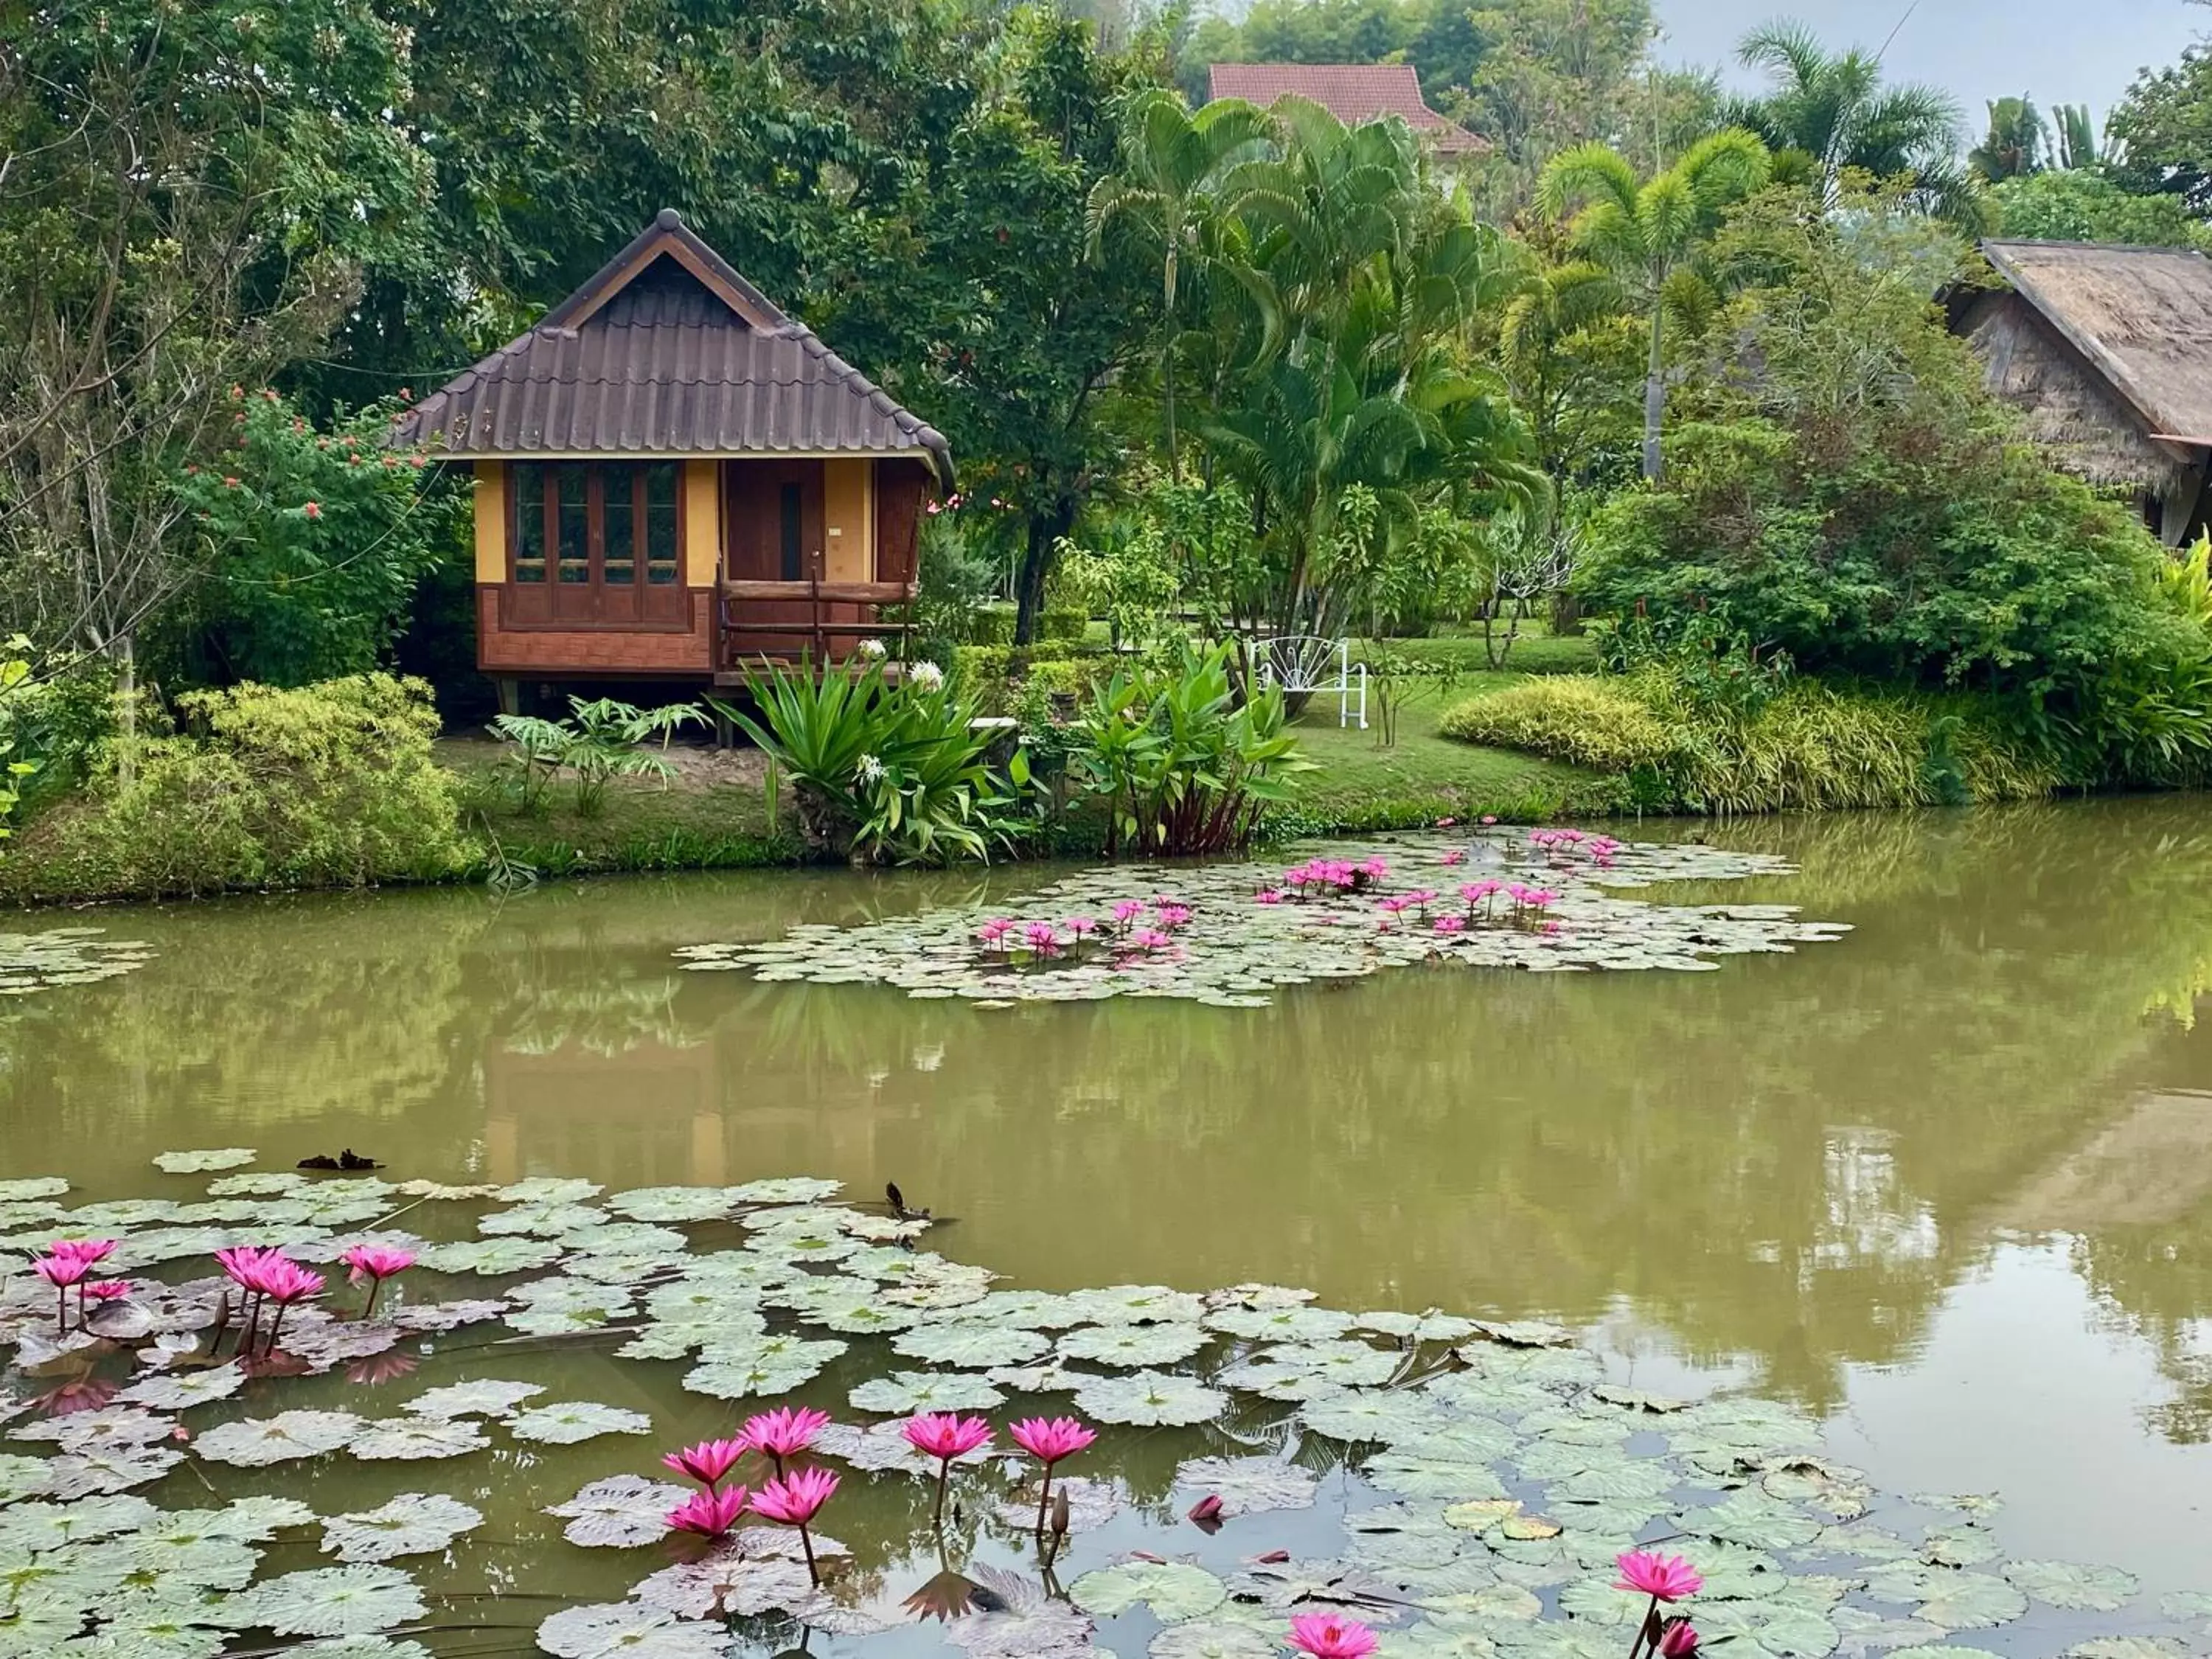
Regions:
[[1208, 63, 1484, 155], [1980, 239, 2212, 448], [392, 209, 952, 484]]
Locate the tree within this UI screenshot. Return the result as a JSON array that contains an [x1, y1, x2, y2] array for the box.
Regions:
[[2110, 44, 2212, 214], [2053, 102, 2101, 170], [0, 0, 425, 751], [1537, 131, 1771, 480], [1087, 91, 1273, 481], [1496, 249, 1644, 484], [1728, 21, 1980, 225], [1197, 102, 1546, 637], [1971, 97, 2050, 182], [1992, 170, 2212, 249]]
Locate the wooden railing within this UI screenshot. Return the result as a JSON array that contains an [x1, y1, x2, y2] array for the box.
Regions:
[[717, 578, 919, 667]]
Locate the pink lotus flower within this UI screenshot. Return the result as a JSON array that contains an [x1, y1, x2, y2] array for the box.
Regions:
[[1436, 816, 1458, 828], [1615, 1551, 1703, 1602], [343, 1244, 414, 1318], [1433, 915, 1466, 935], [1288, 1612, 1380, 1658], [259, 1259, 324, 1306], [1009, 1416, 1096, 1535], [83, 1281, 131, 1302], [902, 1412, 992, 1462], [1187, 1493, 1223, 1525], [1358, 857, 1389, 879], [667, 1485, 748, 1539], [1110, 899, 1145, 925], [1154, 903, 1192, 929], [1064, 917, 1096, 939], [1440, 849, 1466, 866], [1543, 920, 1563, 936], [751, 1466, 838, 1584], [1481, 814, 1498, 825], [49, 1239, 118, 1266], [903, 1412, 992, 1523], [977, 917, 1015, 946], [1660, 1621, 1700, 1657], [32, 1254, 88, 1290], [1255, 889, 1284, 905], [664, 1437, 749, 1489], [742, 1405, 831, 1469], [216, 1245, 282, 1293], [1126, 928, 1173, 950]]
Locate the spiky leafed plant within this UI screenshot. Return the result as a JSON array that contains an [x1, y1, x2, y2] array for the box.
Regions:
[[1536, 131, 1770, 481], [1971, 96, 2050, 182], [1086, 89, 1276, 481], [2052, 102, 2100, 171], [1728, 21, 1980, 224]]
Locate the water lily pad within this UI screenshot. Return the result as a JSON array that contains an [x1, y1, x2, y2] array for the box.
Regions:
[[116, 1368, 247, 1412], [1074, 1370, 1227, 1426], [414, 1238, 563, 1276], [506, 1402, 653, 1444], [2065, 1641, 2185, 1659], [847, 1370, 1006, 1415], [534, 1602, 728, 1659], [1147, 1620, 1279, 1658], [1172, 1455, 1319, 1517], [1913, 1573, 2028, 1631], [321, 1494, 483, 1564], [348, 1416, 489, 1461], [546, 1475, 693, 1548], [1685, 1492, 1826, 1552], [151, 1150, 257, 1175], [232, 1565, 425, 1638], [1072, 1561, 1227, 1622], [894, 1323, 1049, 1368], [193, 1411, 363, 1466], [1060, 1322, 1211, 1367], [630, 1552, 813, 1618], [404, 1379, 546, 1419], [2002, 1559, 2138, 1613]]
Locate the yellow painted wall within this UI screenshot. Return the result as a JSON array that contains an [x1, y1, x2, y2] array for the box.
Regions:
[[823, 458, 876, 583], [682, 461, 721, 587], [473, 462, 507, 583]]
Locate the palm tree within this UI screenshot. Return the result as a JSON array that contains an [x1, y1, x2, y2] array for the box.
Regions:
[[1971, 97, 2050, 181], [1086, 90, 1273, 481], [1728, 21, 1976, 221], [1537, 130, 1771, 481], [2052, 103, 2100, 171]]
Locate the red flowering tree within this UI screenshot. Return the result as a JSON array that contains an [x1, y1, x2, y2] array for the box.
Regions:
[[175, 391, 458, 686]]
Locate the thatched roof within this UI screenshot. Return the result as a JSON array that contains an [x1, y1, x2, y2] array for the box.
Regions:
[[1980, 240, 2212, 446]]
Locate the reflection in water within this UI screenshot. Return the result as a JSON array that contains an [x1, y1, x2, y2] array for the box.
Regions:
[[5, 800, 2212, 1580]]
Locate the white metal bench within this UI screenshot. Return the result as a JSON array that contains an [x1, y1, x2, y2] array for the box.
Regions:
[[1256, 635, 1367, 729]]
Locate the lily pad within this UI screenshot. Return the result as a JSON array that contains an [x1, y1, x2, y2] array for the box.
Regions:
[[546, 1475, 694, 1548], [404, 1379, 546, 1419], [1072, 1561, 1228, 1622], [506, 1402, 653, 1445], [1172, 1455, 1319, 1517], [232, 1566, 426, 1638], [151, 1150, 257, 1175], [1913, 1573, 2028, 1631], [2002, 1559, 2138, 1613], [847, 1370, 1006, 1415], [321, 1494, 484, 1564], [193, 1411, 363, 1467], [1060, 1323, 1212, 1367], [893, 1323, 1049, 1368], [1074, 1370, 1228, 1427], [534, 1603, 729, 1659], [348, 1416, 490, 1461]]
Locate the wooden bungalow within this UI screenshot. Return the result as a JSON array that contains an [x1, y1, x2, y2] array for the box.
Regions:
[[392, 209, 952, 701], [1955, 240, 2212, 546]]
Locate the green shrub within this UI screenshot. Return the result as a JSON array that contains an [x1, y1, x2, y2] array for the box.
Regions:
[[1360, 633, 1597, 677], [1439, 677, 1674, 772], [46, 674, 468, 896], [1439, 671, 2056, 813], [1039, 605, 1089, 643]]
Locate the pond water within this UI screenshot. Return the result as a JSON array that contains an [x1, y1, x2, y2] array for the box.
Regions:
[[5, 796, 2212, 1657]]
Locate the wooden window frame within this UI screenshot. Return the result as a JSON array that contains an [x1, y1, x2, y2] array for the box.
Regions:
[[501, 461, 692, 631]]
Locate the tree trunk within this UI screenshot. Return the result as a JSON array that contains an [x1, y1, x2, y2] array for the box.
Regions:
[[1162, 251, 1179, 484], [1642, 303, 1665, 483], [116, 633, 137, 791], [1012, 495, 1078, 645]]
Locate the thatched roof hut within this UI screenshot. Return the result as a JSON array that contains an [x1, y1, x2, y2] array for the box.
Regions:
[[1955, 240, 2212, 545]]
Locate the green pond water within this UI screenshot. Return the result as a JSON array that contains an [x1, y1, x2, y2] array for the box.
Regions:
[[6, 796, 2212, 1656]]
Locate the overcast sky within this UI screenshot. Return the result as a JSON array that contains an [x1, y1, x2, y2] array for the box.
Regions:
[[1651, 0, 2205, 125]]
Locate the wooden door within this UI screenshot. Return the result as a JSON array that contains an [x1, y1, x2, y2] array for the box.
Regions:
[[723, 460, 824, 658]]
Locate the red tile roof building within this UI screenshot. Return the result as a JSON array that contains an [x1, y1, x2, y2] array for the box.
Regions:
[[1207, 63, 1485, 156]]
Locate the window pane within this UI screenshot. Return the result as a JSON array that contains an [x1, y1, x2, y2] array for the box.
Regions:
[[512, 463, 546, 582], [779, 481, 803, 581], [555, 464, 591, 584], [603, 467, 636, 585], [645, 463, 680, 585]]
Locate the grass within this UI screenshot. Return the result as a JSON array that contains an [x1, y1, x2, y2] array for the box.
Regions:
[[1273, 673, 1624, 835]]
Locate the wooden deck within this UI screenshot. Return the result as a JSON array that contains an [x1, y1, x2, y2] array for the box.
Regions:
[[713, 577, 919, 683]]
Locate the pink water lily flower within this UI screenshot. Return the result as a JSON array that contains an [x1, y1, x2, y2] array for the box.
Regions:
[[1287, 1612, 1380, 1658], [49, 1239, 118, 1267], [664, 1437, 749, 1490], [903, 1412, 993, 1523], [1021, 921, 1062, 955], [1126, 928, 1173, 951], [83, 1281, 131, 1302], [1440, 849, 1466, 866], [1660, 1621, 1701, 1657], [1154, 902, 1192, 928], [1009, 1416, 1096, 1536], [1064, 917, 1096, 939], [1433, 915, 1466, 935], [1110, 900, 1145, 925], [742, 1405, 831, 1470], [343, 1244, 414, 1318], [1615, 1551, 1703, 1602], [1255, 888, 1284, 905], [667, 1485, 748, 1539], [751, 1466, 839, 1584], [32, 1254, 88, 1289], [977, 917, 1015, 947]]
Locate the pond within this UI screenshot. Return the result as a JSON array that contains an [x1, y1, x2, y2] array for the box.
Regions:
[[4, 797, 2212, 1658]]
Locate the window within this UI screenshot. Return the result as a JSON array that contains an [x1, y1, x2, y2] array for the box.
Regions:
[[507, 462, 686, 624], [779, 482, 804, 581]]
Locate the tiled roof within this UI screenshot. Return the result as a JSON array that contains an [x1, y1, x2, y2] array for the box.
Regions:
[[1208, 63, 1485, 154], [392, 210, 953, 484]]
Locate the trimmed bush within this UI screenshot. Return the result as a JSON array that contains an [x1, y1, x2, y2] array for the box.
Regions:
[[1362, 632, 1599, 677], [1439, 677, 1674, 773], [10, 674, 468, 898], [1440, 672, 2057, 813]]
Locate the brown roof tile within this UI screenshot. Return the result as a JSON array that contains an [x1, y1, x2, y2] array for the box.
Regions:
[[1208, 63, 1485, 154], [392, 210, 953, 484]]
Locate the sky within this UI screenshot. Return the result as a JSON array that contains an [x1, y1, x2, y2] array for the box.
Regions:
[[1649, 0, 2205, 125]]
